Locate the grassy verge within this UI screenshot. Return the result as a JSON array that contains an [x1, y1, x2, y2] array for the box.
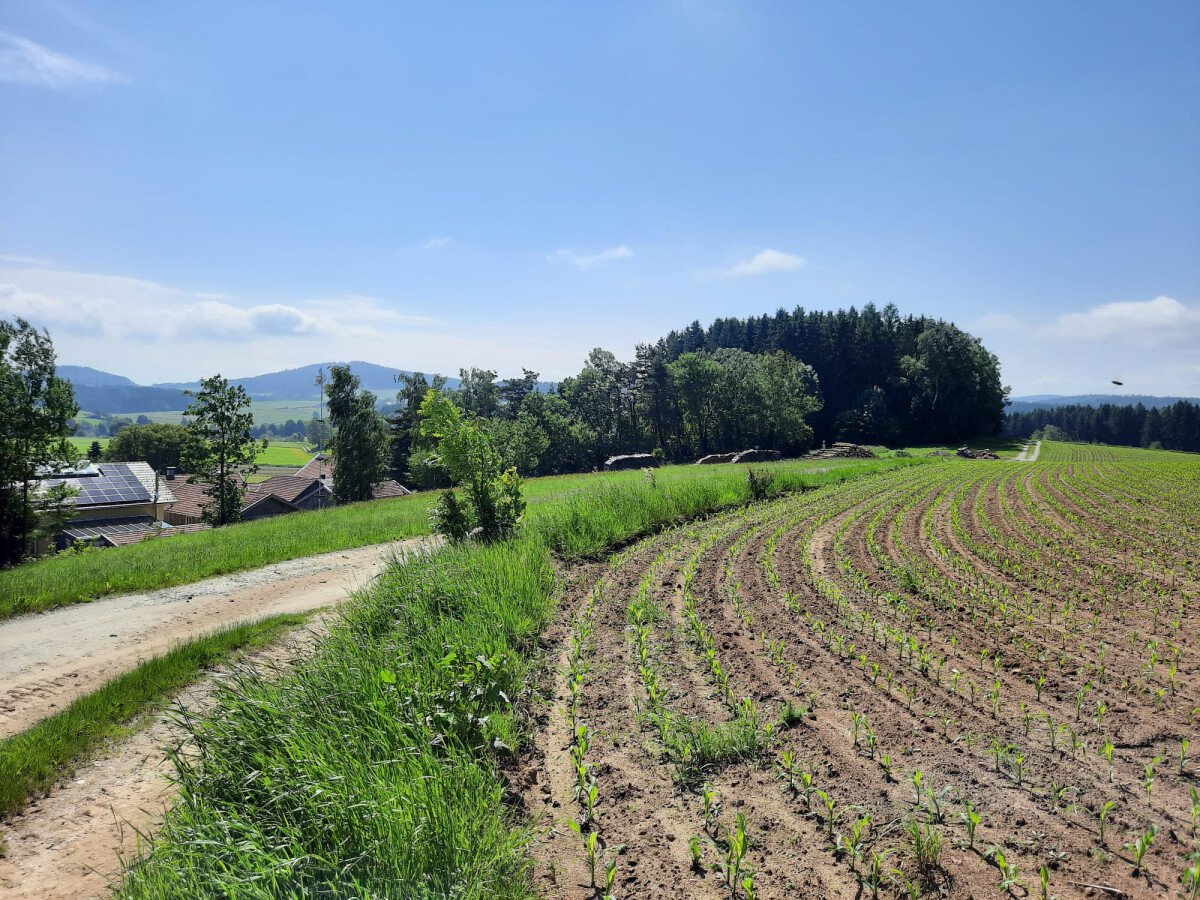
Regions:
[[116, 459, 929, 897], [0, 456, 921, 621], [0, 613, 309, 817]]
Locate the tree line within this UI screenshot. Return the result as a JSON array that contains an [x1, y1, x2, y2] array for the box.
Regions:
[[392, 303, 1007, 486], [1004, 400, 1200, 453]]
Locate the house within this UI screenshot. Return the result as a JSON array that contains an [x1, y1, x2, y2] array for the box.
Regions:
[[295, 454, 411, 500], [35, 461, 179, 552], [164, 471, 334, 526]]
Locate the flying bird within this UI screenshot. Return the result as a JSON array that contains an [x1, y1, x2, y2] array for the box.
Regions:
[[1112, 380, 1124, 386]]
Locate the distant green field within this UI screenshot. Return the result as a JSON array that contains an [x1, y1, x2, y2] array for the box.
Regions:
[[106, 399, 323, 428], [66, 436, 108, 455], [256, 440, 312, 467], [66, 437, 311, 468]]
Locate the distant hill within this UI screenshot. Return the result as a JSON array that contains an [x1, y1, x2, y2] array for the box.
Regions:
[[1008, 394, 1198, 413], [151, 361, 451, 399], [62, 361, 489, 415], [58, 365, 135, 387]]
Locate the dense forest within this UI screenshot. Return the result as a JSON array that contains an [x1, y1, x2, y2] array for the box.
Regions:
[[1004, 400, 1200, 453], [394, 303, 1008, 485]]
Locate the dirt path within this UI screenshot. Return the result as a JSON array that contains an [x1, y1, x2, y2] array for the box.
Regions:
[[1013, 439, 1041, 461], [0, 537, 433, 739], [0, 617, 331, 899]]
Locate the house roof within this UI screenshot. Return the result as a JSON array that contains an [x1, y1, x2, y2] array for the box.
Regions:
[[168, 473, 330, 520], [162, 477, 235, 520], [42, 462, 176, 508], [61, 516, 211, 548], [295, 455, 411, 500], [245, 474, 328, 505]]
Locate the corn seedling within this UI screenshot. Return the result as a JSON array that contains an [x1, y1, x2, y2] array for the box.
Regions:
[[702, 783, 720, 833], [688, 835, 703, 871], [1096, 799, 1115, 845], [1038, 864, 1052, 900], [990, 847, 1022, 894], [1102, 738, 1115, 782], [1123, 823, 1156, 875], [1181, 737, 1191, 774], [568, 818, 600, 887], [603, 856, 617, 900], [906, 817, 942, 873], [1181, 857, 1200, 900], [960, 799, 981, 849], [1143, 754, 1163, 801]]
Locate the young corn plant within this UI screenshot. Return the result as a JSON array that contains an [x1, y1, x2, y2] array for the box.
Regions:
[[1096, 799, 1116, 845], [1123, 823, 1156, 875], [568, 818, 600, 887], [960, 799, 981, 849], [1143, 754, 1164, 802], [702, 783, 720, 834], [990, 847, 1022, 895], [906, 817, 942, 874], [688, 835, 703, 872]]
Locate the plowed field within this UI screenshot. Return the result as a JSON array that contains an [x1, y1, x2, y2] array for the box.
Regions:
[[521, 444, 1200, 899]]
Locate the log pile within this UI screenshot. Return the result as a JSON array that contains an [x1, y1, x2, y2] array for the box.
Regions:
[[695, 452, 739, 465], [956, 446, 1000, 460], [806, 442, 876, 460], [604, 453, 661, 471], [731, 449, 782, 464]]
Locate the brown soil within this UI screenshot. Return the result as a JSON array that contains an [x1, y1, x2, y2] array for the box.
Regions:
[[520, 460, 1198, 899]]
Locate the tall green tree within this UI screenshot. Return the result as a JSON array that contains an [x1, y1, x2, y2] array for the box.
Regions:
[[181, 375, 263, 526], [390, 371, 446, 484], [106, 422, 189, 472], [0, 318, 79, 565], [326, 365, 390, 503]]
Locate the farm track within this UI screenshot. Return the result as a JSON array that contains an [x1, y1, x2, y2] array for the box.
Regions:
[[0, 537, 433, 739], [524, 448, 1200, 898]]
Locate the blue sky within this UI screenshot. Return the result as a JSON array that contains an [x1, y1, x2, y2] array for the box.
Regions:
[[1, 1, 1197, 395]]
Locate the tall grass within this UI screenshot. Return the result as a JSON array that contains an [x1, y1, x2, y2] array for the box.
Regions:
[[116, 457, 929, 898], [118, 540, 553, 898], [533, 457, 926, 557], [0, 613, 308, 816]]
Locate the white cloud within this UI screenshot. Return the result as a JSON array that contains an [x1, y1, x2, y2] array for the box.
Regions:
[[1053, 295, 1200, 343], [420, 237, 451, 251], [971, 296, 1200, 396], [721, 248, 805, 278], [550, 245, 633, 270], [0, 266, 439, 350], [0, 254, 55, 267], [0, 30, 124, 89]]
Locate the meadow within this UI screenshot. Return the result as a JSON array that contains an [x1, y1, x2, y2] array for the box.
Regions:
[[112, 443, 1200, 899], [0, 456, 917, 619]]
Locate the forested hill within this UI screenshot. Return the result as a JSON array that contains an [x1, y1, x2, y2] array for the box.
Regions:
[[656, 303, 1006, 444]]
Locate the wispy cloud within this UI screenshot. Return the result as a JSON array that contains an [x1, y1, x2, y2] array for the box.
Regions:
[[716, 248, 806, 278], [972, 296, 1200, 396], [0, 30, 124, 89], [1052, 296, 1200, 342], [420, 237, 451, 252], [0, 267, 439, 346], [0, 254, 55, 267], [550, 245, 633, 270]]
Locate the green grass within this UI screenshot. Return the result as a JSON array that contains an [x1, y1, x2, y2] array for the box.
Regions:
[[66, 436, 108, 455], [0, 457, 921, 621], [0, 613, 309, 817], [114, 459, 935, 897], [112, 399, 325, 429], [255, 440, 312, 467]]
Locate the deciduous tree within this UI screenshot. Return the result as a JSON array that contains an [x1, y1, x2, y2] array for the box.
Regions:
[[0, 318, 79, 564], [181, 375, 263, 526]]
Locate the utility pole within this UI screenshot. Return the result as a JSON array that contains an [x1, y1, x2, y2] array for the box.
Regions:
[[314, 368, 326, 451]]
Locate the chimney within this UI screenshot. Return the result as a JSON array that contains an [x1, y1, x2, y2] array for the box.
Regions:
[[166, 467, 177, 480]]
